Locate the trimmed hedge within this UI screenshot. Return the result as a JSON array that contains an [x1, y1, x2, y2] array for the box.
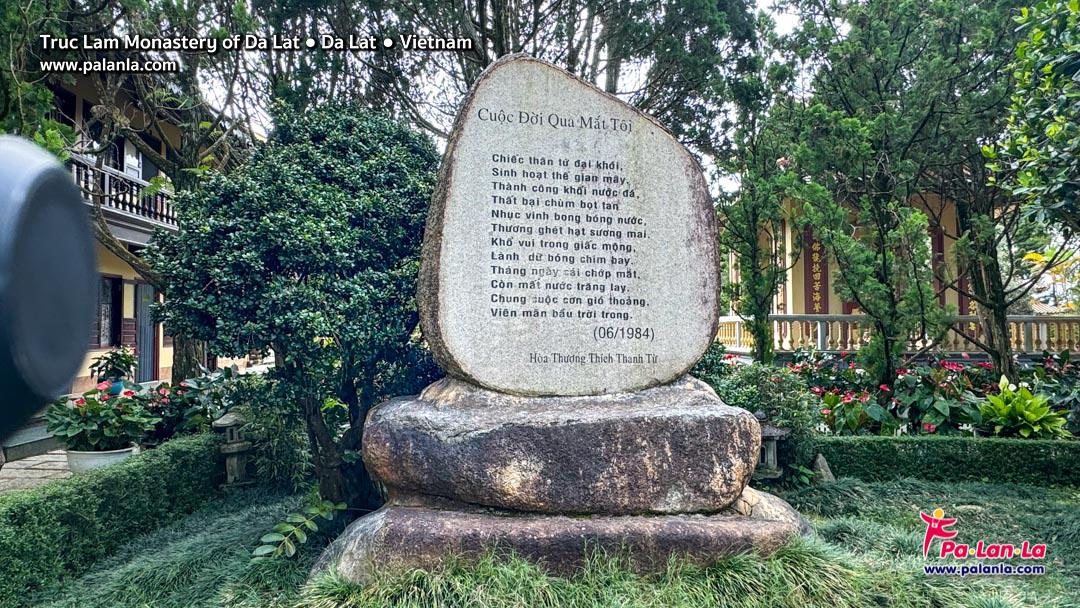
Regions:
[[815, 435, 1080, 486], [0, 433, 222, 606]]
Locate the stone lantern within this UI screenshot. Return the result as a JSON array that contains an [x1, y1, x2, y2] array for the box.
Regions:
[[213, 412, 252, 485], [753, 411, 790, 480]]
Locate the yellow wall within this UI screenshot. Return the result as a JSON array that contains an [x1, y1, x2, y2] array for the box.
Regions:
[[71, 243, 174, 392]]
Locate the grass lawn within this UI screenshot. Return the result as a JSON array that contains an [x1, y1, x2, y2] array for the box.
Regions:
[[26, 479, 1080, 608]]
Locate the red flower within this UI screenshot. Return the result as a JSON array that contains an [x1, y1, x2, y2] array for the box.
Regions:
[[923, 422, 937, 433], [841, 395, 853, 403], [811, 386, 825, 395], [859, 395, 870, 402], [976, 362, 994, 370], [180, 381, 190, 387], [101, 394, 110, 401], [74, 399, 85, 405], [942, 361, 965, 372], [879, 384, 890, 392], [123, 390, 135, 397], [896, 368, 909, 375], [840, 351, 849, 358]]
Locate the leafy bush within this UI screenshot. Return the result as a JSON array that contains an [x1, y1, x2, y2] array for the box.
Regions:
[[706, 363, 818, 468], [0, 434, 222, 605], [230, 375, 313, 490], [893, 363, 984, 435], [815, 435, 1080, 485], [690, 342, 735, 387], [45, 383, 161, 451], [979, 375, 1071, 439], [150, 106, 441, 507], [253, 492, 346, 559], [144, 365, 247, 446], [1032, 351, 1080, 435], [818, 389, 886, 435], [88, 346, 137, 382]]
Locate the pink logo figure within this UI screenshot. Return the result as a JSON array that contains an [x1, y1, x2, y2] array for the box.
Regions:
[[920, 508, 958, 557]]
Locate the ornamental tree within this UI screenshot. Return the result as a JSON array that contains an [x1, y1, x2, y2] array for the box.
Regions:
[[717, 22, 802, 364], [781, 0, 956, 402], [994, 2, 1080, 232], [148, 106, 441, 508]]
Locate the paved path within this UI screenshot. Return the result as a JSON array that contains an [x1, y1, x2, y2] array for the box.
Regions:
[[0, 450, 71, 493]]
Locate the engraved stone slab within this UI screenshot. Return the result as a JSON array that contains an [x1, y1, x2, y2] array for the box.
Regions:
[[419, 55, 720, 396]]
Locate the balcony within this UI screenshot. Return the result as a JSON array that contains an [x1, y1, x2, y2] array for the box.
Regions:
[[69, 154, 176, 242], [717, 314, 1080, 356]]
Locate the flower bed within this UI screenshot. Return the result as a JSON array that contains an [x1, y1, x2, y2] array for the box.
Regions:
[[788, 349, 1075, 439]]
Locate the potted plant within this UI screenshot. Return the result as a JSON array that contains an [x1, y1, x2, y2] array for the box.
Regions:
[[88, 347, 137, 395], [45, 383, 161, 472]]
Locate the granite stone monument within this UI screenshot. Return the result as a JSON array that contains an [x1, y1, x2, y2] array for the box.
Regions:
[[317, 55, 807, 582]]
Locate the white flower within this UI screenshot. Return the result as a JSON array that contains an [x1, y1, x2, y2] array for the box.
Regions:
[[855, 368, 866, 375], [1008, 384, 1017, 392], [1019, 381, 1030, 388]]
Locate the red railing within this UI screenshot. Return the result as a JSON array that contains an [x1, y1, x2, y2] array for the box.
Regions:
[[69, 154, 176, 225]]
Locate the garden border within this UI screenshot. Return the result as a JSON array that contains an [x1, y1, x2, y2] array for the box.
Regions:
[[815, 435, 1080, 485], [0, 433, 223, 606]]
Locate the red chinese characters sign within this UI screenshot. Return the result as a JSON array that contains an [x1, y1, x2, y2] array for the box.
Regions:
[[804, 227, 828, 314]]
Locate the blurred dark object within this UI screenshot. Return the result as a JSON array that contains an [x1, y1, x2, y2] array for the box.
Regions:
[[0, 137, 96, 443]]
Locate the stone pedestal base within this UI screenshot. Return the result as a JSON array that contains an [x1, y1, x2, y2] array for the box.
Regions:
[[363, 376, 760, 515], [315, 488, 809, 583]]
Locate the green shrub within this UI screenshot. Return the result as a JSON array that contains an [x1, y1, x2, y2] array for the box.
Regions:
[[690, 342, 734, 388], [815, 435, 1080, 485], [703, 362, 818, 471], [232, 374, 313, 490], [0, 433, 223, 606]]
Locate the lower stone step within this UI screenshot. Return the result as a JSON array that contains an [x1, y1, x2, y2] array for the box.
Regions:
[[315, 488, 809, 583]]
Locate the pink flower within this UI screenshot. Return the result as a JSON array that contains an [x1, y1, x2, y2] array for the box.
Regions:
[[842, 395, 853, 403], [976, 362, 994, 370], [811, 386, 825, 395], [123, 390, 135, 397], [961, 352, 970, 359], [859, 395, 870, 402], [923, 422, 937, 433], [821, 408, 831, 415], [848, 362, 857, 369], [158, 387, 170, 396], [96, 382, 110, 390], [101, 394, 110, 401], [942, 361, 965, 372], [879, 384, 890, 392], [74, 398, 85, 405], [180, 381, 190, 387], [161, 398, 170, 404]]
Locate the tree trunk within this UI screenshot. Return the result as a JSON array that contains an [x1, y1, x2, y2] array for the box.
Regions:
[[749, 316, 774, 365], [966, 230, 1017, 379], [980, 303, 1017, 379], [170, 334, 206, 384]]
